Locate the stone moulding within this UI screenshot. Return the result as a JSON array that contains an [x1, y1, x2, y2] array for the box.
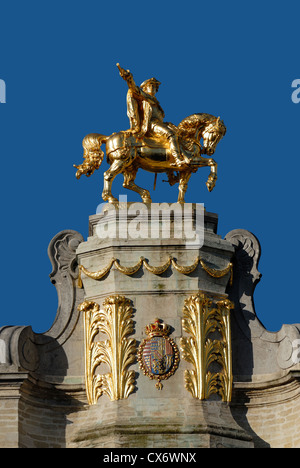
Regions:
[[180, 293, 233, 402], [78, 256, 233, 288], [78, 296, 136, 405]]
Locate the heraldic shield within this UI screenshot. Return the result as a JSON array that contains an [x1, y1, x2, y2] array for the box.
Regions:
[[138, 319, 180, 389]]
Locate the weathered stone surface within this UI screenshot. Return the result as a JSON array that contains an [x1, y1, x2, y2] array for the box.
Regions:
[[0, 207, 299, 448]]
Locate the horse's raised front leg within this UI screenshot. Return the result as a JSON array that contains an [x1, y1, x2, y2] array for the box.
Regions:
[[123, 168, 152, 203], [102, 159, 125, 203], [206, 159, 218, 192], [177, 171, 192, 203]]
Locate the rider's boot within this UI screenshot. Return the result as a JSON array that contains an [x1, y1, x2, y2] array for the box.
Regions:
[[168, 134, 190, 168], [170, 151, 189, 168]]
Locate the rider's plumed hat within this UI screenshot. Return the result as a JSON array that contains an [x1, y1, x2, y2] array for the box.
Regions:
[[140, 78, 161, 89]]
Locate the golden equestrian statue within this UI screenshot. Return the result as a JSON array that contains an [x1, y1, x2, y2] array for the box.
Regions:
[[74, 64, 226, 204]]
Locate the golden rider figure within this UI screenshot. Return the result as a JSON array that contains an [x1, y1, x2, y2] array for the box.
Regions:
[[117, 63, 189, 168]]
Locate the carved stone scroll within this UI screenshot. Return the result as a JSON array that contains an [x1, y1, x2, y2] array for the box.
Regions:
[[225, 229, 300, 374], [47, 229, 84, 343]]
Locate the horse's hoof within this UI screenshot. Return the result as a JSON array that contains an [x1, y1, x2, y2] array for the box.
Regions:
[[102, 192, 118, 203], [141, 192, 152, 203]]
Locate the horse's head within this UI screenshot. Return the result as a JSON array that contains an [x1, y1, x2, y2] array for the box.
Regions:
[[178, 114, 226, 157], [202, 117, 226, 156]]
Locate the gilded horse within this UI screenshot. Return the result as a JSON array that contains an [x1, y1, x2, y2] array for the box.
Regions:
[[74, 113, 226, 203]]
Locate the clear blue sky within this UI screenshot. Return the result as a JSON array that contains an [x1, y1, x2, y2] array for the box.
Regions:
[[0, 1, 299, 333]]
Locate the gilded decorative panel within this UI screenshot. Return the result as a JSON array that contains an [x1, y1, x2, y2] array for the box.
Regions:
[[78, 295, 136, 404], [180, 293, 233, 402]]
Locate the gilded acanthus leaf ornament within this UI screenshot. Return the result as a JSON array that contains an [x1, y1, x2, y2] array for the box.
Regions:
[[79, 296, 136, 404], [74, 64, 226, 204], [180, 293, 233, 402]]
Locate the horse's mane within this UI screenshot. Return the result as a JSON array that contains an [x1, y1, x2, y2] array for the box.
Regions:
[[177, 113, 219, 139]]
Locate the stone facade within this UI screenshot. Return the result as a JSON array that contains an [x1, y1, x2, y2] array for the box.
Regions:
[[0, 205, 299, 448]]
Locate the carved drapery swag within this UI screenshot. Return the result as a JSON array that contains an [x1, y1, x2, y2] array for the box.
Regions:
[[180, 293, 233, 402], [79, 296, 136, 405], [78, 256, 233, 288]]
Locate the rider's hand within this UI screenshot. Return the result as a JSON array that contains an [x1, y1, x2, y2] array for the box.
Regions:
[[122, 70, 132, 80], [117, 64, 132, 82], [136, 131, 146, 139]]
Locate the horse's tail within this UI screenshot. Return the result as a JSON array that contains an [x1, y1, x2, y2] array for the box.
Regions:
[[74, 133, 108, 179]]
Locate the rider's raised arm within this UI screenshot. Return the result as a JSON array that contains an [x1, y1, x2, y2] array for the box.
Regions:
[[117, 63, 158, 105], [117, 63, 138, 91]]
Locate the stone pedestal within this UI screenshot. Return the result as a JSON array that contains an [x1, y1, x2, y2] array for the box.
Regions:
[[73, 204, 253, 448]]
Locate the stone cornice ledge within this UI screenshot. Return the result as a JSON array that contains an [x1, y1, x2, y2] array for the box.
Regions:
[[232, 365, 300, 407]]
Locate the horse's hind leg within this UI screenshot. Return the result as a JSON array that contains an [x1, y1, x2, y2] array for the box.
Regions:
[[102, 159, 125, 203], [123, 168, 152, 203]]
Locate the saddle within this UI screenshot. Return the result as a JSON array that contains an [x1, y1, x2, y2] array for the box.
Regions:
[[122, 131, 170, 161], [107, 130, 200, 165], [123, 132, 200, 165]]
